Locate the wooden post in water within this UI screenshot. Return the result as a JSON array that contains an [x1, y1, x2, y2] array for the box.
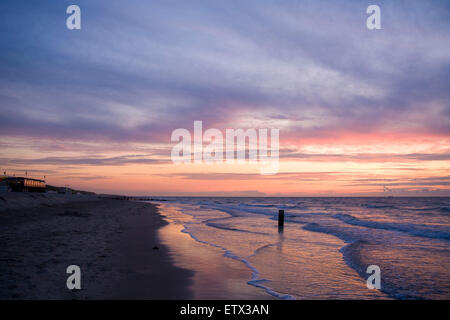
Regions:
[[278, 209, 284, 227]]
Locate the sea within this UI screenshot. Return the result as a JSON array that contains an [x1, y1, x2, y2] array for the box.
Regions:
[[151, 197, 450, 300]]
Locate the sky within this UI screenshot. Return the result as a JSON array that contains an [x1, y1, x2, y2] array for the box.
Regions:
[[0, 0, 449, 196]]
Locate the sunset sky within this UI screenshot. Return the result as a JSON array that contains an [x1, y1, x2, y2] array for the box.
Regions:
[[0, 0, 449, 196]]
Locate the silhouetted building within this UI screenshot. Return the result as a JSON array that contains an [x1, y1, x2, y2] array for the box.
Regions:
[[0, 176, 46, 193]]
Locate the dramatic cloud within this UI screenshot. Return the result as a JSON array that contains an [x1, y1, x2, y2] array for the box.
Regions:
[[0, 154, 168, 166], [0, 0, 449, 144], [0, 0, 449, 195]]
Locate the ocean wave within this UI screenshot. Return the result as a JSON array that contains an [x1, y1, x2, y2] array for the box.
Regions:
[[303, 223, 428, 299], [205, 221, 269, 236], [398, 205, 450, 213], [180, 224, 294, 300], [162, 198, 450, 299], [333, 213, 450, 241], [192, 200, 307, 218], [242, 204, 276, 208], [362, 203, 397, 209], [303, 222, 356, 243], [339, 241, 423, 300]]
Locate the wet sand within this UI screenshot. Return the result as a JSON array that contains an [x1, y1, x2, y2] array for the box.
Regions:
[[0, 193, 192, 299]]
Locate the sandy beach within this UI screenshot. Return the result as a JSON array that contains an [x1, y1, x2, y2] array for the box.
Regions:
[[0, 193, 192, 299]]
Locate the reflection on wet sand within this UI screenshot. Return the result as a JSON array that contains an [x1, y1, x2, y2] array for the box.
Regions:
[[158, 205, 274, 299]]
